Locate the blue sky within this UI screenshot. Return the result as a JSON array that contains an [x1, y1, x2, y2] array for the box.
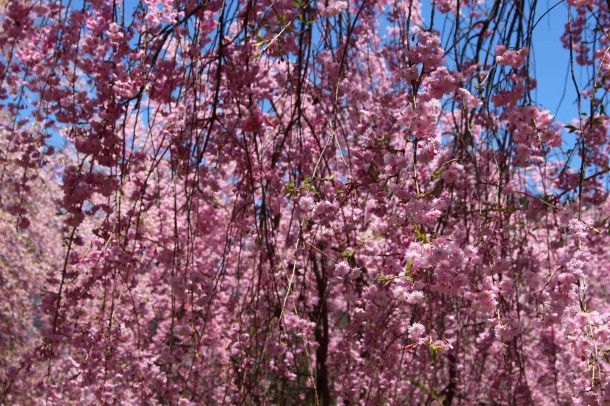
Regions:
[[418, 0, 580, 123], [529, 0, 580, 124]]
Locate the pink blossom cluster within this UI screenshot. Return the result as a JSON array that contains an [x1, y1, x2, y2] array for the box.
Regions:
[[1, 0, 610, 404], [495, 45, 529, 69]]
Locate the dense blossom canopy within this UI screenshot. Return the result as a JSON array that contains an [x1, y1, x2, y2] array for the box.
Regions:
[[1, 0, 610, 403]]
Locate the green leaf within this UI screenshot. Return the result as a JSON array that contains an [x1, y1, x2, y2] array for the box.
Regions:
[[405, 261, 414, 281], [430, 343, 443, 361], [413, 223, 428, 243], [431, 168, 445, 180], [340, 250, 354, 258], [378, 275, 392, 285]]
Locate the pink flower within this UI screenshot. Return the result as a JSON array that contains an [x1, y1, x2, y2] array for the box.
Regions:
[[392, 285, 407, 300], [406, 290, 425, 304], [335, 261, 351, 279], [409, 322, 426, 338], [317, 0, 348, 17], [455, 88, 482, 108], [495, 45, 529, 68]]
